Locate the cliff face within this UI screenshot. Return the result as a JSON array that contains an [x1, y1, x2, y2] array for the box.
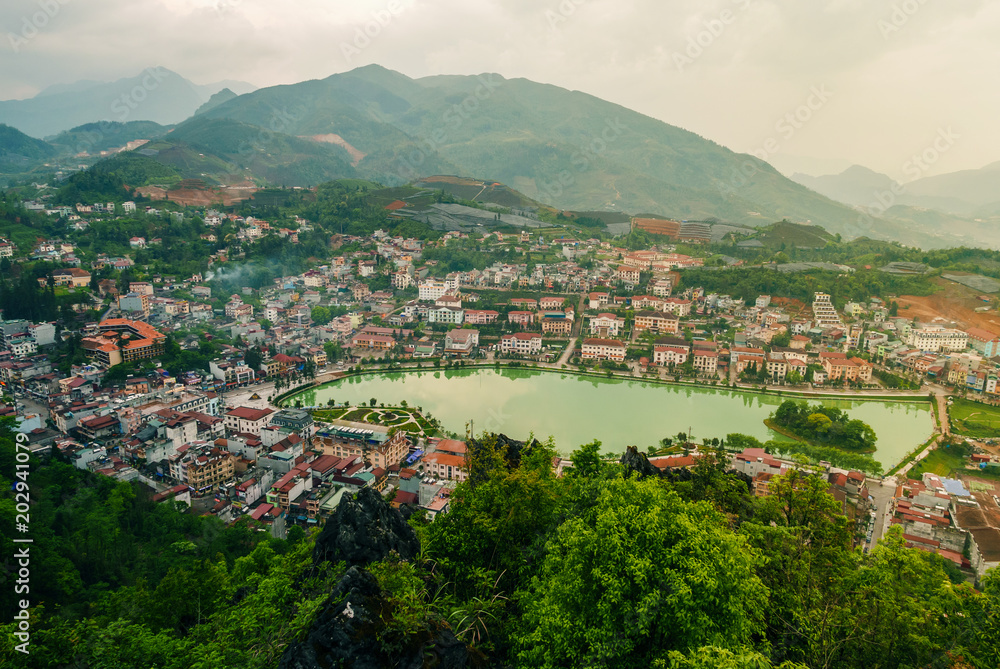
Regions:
[[311, 487, 419, 567], [280, 486, 468, 669]]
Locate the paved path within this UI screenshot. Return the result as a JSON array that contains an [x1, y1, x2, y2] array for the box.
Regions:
[[556, 337, 577, 366]]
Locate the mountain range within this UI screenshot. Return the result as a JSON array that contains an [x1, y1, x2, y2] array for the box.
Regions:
[[0, 68, 255, 138], [3, 65, 1000, 250], [791, 163, 1000, 216]]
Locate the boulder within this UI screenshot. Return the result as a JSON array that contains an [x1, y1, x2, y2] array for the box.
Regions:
[[312, 487, 419, 568], [620, 445, 661, 479], [279, 566, 469, 669]]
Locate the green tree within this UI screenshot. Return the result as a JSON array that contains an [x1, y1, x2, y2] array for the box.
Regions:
[[515, 477, 766, 668], [310, 305, 332, 324]]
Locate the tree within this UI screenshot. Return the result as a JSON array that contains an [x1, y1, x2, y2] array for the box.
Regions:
[[369, 397, 377, 407], [569, 440, 605, 478], [310, 305, 332, 324], [244, 347, 263, 373], [515, 478, 766, 667], [771, 331, 791, 347]]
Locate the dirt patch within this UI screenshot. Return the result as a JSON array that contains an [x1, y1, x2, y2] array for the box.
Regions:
[[303, 134, 367, 166], [135, 186, 167, 200], [894, 276, 1000, 334], [165, 180, 257, 207]]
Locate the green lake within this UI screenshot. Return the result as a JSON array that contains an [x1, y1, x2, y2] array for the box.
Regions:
[[292, 368, 934, 472]]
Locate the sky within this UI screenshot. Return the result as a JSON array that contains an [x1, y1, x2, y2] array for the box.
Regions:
[[2, 0, 997, 180]]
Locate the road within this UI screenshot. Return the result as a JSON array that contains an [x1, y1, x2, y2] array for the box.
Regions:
[[865, 476, 898, 550], [556, 337, 577, 366]]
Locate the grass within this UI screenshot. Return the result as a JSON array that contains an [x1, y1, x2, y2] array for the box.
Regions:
[[341, 408, 372, 422], [907, 445, 969, 479], [948, 398, 1000, 438]]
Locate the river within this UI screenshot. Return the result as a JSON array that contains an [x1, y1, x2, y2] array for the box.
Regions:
[[292, 368, 934, 472]]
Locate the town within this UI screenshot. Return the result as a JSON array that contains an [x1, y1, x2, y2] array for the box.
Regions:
[[0, 186, 998, 595]]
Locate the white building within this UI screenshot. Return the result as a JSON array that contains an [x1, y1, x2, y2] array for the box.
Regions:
[[418, 278, 459, 301], [905, 327, 969, 353], [500, 332, 542, 355]]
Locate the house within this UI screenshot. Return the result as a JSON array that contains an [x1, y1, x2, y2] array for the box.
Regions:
[[616, 266, 640, 286], [500, 332, 542, 355], [224, 406, 274, 436], [653, 344, 689, 367], [51, 268, 92, 288], [588, 292, 610, 309], [581, 338, 627, 362]]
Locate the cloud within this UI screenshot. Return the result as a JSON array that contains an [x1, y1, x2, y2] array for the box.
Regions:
[[1, 0, 998, 177]]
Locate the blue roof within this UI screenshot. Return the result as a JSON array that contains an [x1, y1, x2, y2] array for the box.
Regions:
[[941, 477, 970, 497]]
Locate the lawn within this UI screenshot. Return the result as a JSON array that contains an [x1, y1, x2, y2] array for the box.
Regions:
[[907, 445, 970, 479], [948, 398, 1000, 438]]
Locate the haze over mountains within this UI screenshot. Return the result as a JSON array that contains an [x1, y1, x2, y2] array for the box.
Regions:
[[3, 65, 1000, 249], [792, 163, 1000, 217], [0, 68, 255, 138]]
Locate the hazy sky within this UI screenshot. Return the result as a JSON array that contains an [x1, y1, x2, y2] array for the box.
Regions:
[[2, 0, 996, 179]]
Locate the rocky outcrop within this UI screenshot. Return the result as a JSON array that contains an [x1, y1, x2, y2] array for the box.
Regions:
[[620, 445, 661, 479], [278, 567, 468, 669], [312, 487, 419, 568]]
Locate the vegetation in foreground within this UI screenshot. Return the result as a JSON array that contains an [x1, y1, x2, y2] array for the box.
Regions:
[[3, 424, 1000, 668]]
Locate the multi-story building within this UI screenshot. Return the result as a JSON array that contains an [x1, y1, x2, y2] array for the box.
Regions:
[[508, 311, 535, 328], [650, 278, 673, 298], [418, 278, 458, 301], [966, 328, 1000, 357], [653, 345, 689, 367], [692, 349, 718, 375], [224, 406, 274, 436], [633, 311, 680, 334], [904, 326, 968, 353], [51, 268, 91, 288], [581, 338, 627, 362], [500, 332, 542, 355], [168, 442, 236, 493], [118, 292, 151, 316], [427, 305, 464, 324], [210, 358, 256, 387], [541, 315, 573, 335], [444, 329, 479, 356], [812, 292, 843, 328], [589, 313, 624, 337], [269, 409, 315, 442], [661, 298, 692, 317], [616, 266, 640, 286], [312, 419, 410, 469], [464, 309, 499, 325]]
